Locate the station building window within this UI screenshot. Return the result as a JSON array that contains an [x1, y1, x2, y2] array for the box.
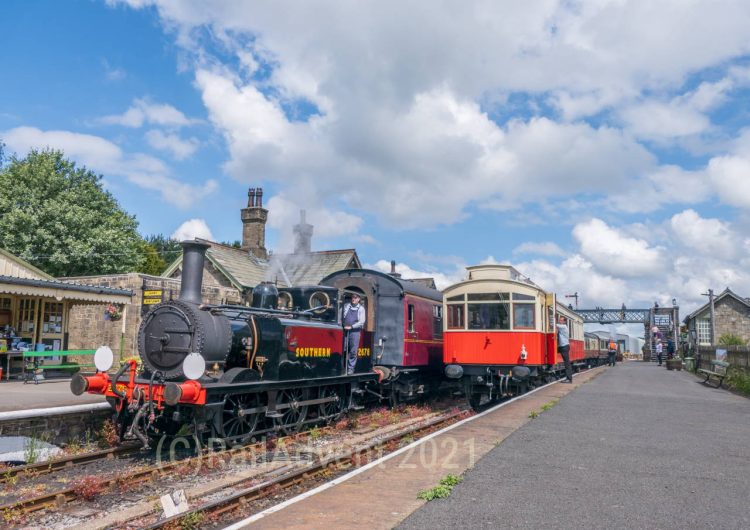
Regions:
[[697, 319, 711, 345]]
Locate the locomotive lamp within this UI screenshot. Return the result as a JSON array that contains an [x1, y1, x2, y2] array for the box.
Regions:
[[182, 352, 207, 381], [94, 345, 114, 372]]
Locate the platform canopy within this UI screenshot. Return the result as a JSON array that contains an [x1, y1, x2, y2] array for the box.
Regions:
[[0, 276, 132, 304]]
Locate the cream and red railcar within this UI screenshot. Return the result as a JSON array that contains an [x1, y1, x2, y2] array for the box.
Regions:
[[442, 265, 584, 406]]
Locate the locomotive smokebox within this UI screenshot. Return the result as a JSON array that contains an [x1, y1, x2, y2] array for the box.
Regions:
[[179, 240, 210, 304], [251, 282, 279, 309]]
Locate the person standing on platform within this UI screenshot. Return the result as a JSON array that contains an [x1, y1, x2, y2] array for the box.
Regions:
[[655, 341, 664, 366], [556, 315, 573, 383], [342, 293, 366, 375], [608, 340, 618, 367]]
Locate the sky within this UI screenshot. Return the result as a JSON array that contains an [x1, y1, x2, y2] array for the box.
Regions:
[[3, 0, 750, 321]]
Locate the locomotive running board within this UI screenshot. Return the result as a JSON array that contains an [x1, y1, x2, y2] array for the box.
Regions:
[[238, 395, 339, 417]]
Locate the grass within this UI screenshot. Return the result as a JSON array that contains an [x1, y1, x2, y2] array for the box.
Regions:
[[726, 369, 750, 395], [417, 474, 464, 501], [528, 410, 539, 419], [540, 399, 559, 412]]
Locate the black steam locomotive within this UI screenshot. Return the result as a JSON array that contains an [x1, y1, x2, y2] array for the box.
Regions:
[[72, 241, 378, 446]]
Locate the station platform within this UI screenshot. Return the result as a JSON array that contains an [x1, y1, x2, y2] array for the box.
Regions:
[[0, 379, 105, 412], [237, 363, 750, 530], [400, 362, 750, 529]]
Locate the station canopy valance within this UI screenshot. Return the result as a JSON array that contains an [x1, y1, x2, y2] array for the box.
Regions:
[[0, 275, 133, 304]]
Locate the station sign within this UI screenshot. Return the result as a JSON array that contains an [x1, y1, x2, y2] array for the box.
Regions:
[[141, 289, 164, 315]]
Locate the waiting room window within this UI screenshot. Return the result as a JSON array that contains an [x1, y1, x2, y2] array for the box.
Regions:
[[697, 319, 711, 345]]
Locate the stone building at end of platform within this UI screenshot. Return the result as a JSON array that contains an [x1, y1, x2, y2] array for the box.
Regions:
[[684, 287, 750, 347], [64, 188, 362, 360]]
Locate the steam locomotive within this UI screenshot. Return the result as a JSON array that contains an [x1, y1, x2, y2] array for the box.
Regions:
[[72, 242, 595, 447], [71, 242, 445, 447]]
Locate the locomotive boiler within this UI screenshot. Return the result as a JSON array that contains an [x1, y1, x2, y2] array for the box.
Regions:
[[72, 241, 376, 446]]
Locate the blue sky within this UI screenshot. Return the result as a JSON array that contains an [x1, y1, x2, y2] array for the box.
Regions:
[[3, 0, 750, 316]]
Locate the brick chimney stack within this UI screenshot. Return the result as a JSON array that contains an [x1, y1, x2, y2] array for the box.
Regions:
[[241, 187, 268, 259], [293, 209, 314, 254]]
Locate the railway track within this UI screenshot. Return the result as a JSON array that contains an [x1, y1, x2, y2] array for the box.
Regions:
[[0, 426, 332, 516], [0, 443, 141, 484], [142, 409, 467, 530]]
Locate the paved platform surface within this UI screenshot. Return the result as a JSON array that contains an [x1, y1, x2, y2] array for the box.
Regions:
[[0, 380, 104, 412], [400, 362, 750, 529], [244, 366, 606, 530]]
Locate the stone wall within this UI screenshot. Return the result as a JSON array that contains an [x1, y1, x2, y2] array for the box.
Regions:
[[713, 297, 750, 343], [0, 408, 112, 445], [66, 272, 240, 361]]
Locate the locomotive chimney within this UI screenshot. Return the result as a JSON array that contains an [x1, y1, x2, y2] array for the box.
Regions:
[[179, 240, 210, 304]]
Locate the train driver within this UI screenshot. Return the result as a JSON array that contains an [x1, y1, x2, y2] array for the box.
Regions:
[[342, 293, 366, 375]]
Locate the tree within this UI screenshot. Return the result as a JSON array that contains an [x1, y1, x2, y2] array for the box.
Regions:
[[0, 149, 145, 277], [137, 235, 185, 275]]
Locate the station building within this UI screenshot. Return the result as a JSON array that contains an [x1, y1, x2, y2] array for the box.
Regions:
[[0, 247, 132, 376], [683, 287, 750, 347]]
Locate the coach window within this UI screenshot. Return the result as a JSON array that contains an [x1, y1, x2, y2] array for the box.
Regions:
[[433, 305, 443, 337], [447, 303, 465, 329], [512, 293, 536, 330], [466, 293, 510, 330], [407, 304, 415, 332]]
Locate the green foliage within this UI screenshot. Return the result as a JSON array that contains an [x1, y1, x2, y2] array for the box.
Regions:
[[718, 333, 747, 346], [137, 241, 167, 276], [726, 369, 750, 395], [528, 410, 539, 419], [417, 474, 464, 501], [540, 399, 559, 412], [0, 149, 144, 276], [24, 436, 41, 464], [221, 240, 242, 249]]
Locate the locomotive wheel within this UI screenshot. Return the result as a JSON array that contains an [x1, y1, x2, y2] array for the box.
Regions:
[[318, 385, 347, 421], [273, 388, 309, 434], [220, 393, 261, 443]]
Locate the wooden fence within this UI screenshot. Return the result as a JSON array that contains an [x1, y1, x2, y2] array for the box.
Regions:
[[696, 345, 750, 373]]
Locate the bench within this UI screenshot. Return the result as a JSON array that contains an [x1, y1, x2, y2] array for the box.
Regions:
[[697, 360, 730, 388], [23, 350, 96, 384]]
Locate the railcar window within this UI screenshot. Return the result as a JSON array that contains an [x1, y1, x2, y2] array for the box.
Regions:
[[513, 303, 535, 329], [467, 303, 510, 330], [447, 304, 465, 329], [408, 304, 415, 332], [512, 293, 535, 301], [447, 294, 464, 302], [433, 305, 443, 338], [467, 293, 509, 301]]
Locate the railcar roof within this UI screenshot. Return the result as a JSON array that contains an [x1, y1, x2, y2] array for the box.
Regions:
[[321, 268, 442, 302]]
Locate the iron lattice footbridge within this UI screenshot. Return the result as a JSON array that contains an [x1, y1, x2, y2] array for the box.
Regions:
[[575, 308, 652, 324]]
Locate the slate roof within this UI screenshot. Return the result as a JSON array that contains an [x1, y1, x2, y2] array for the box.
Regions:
[[163, 239, 361, 289], [683, 287, 750, 323]]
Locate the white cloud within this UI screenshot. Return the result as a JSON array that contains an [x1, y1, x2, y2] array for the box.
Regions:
[[369, 260, 464, 291], [513, 242, 566, 257], [171, 218, 214, 241], [99, 98, 196, 128], [145, 129, 199, 160], [2, 126, 216, 208], [670, 209, 738, 257], [573, 218, 664, 277]]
